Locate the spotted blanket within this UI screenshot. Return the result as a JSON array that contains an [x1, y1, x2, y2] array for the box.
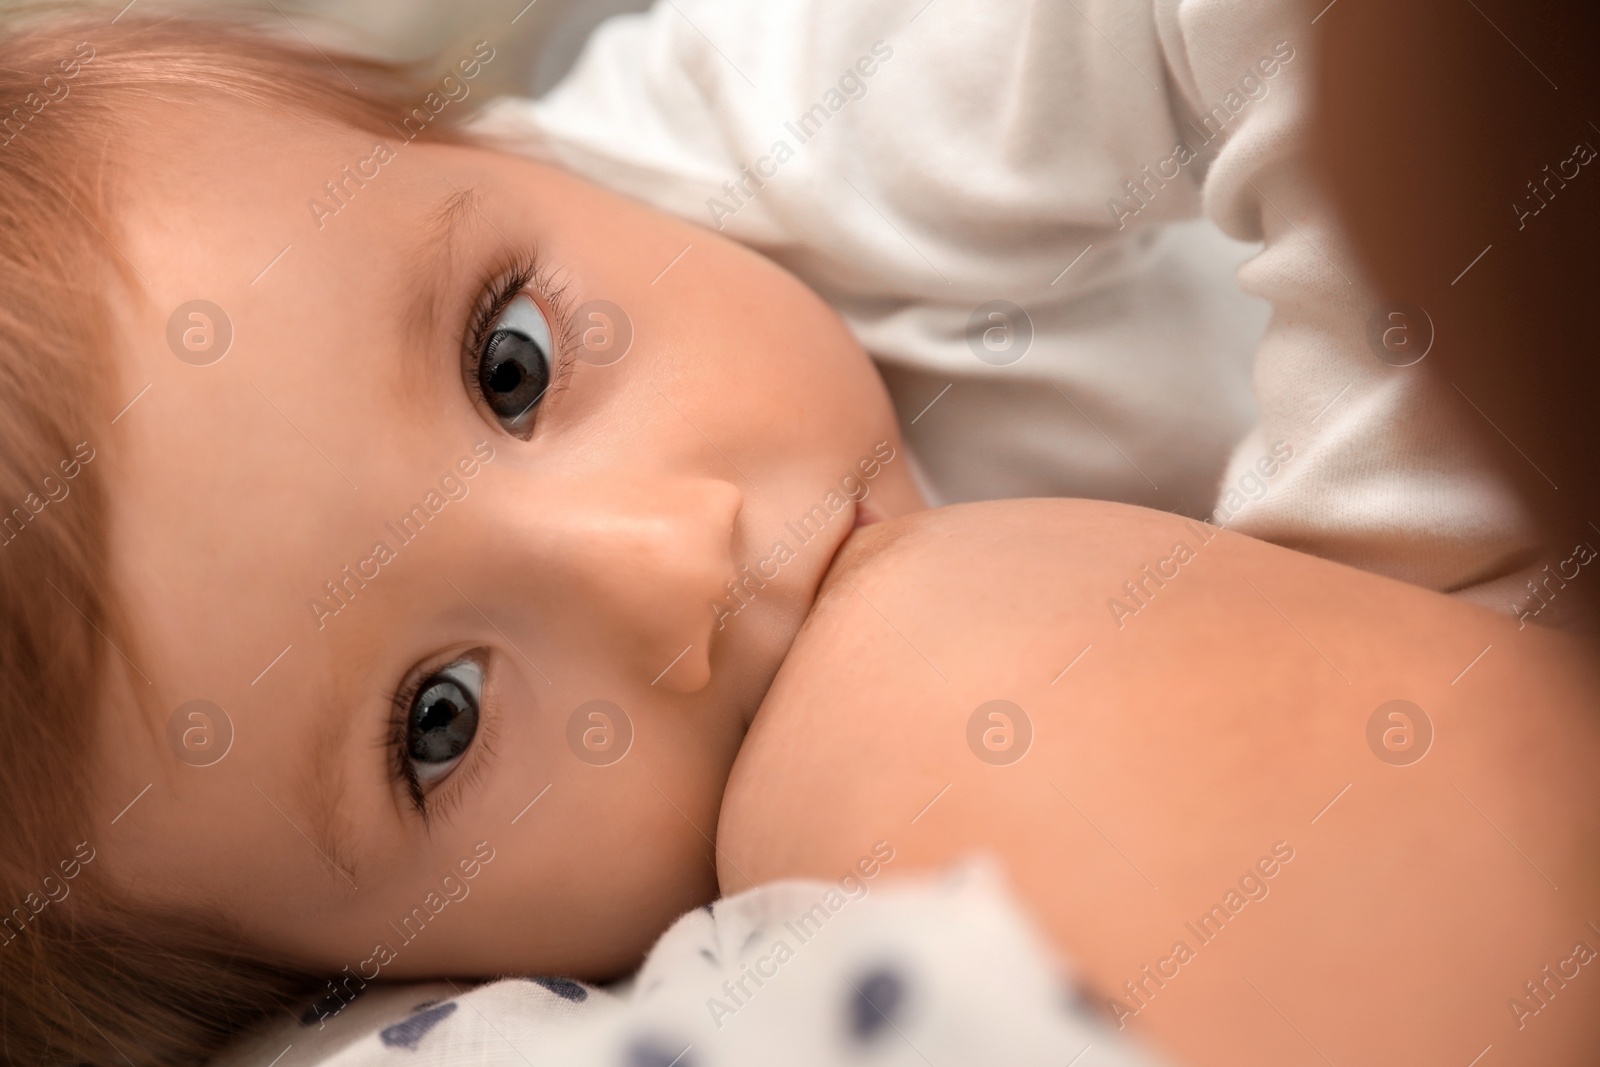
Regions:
[[214, 863, 1167, 1067]]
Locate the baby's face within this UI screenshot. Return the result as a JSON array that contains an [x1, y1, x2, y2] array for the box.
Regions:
[[90, 98, 920, 981]]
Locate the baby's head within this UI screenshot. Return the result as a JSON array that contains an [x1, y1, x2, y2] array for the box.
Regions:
[[0, 9, 919, 1063]]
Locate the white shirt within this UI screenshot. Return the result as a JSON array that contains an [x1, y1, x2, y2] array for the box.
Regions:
[[473, 0, 1543, 612]]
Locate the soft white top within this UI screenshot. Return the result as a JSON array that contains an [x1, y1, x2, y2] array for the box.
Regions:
[[473, 0, 1552, 621]]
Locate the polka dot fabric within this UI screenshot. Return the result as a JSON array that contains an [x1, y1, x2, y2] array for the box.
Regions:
[[213, 863, 1166, 1067]]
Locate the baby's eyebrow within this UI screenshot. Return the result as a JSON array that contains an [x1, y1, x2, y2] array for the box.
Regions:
[[401, 183, 487, 349], [293, 697, 363, 891]]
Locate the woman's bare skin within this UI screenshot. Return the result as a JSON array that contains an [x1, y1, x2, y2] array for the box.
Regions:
[[720, 499, 1600, 1067]]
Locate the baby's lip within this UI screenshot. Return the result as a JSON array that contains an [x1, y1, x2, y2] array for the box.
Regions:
[[816, 500, 878, 583], [813, 501, 872, 594]]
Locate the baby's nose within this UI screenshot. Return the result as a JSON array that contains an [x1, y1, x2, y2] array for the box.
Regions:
[[541, 475, 743, 692]]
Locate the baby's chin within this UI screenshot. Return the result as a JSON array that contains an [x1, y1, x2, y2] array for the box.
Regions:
[[715, 600, 815, 734]]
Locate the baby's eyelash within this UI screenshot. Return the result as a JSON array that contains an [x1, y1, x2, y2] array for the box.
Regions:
[[385, 676, 429, 816], [463, 249, 580, 407], [383, 668, 500, 828]]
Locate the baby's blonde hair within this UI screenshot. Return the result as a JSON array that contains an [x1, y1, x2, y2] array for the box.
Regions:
[[0, 8, 478, 1064]]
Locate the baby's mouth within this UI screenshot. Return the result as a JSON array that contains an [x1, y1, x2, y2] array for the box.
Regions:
[[816, 499, 879, 588]]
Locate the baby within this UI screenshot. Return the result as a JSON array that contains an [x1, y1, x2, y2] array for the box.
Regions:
[[2, 8, 1597, 1067], [0, 12, 927, 1064]]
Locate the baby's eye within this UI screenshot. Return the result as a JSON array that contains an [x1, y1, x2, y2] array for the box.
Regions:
[[404, 656, 483, 790], [477, 293, 553, 434]]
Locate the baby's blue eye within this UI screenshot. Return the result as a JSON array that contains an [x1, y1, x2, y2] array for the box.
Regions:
[[478, 293, 553, 434], [406, 657, 482, 788]]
